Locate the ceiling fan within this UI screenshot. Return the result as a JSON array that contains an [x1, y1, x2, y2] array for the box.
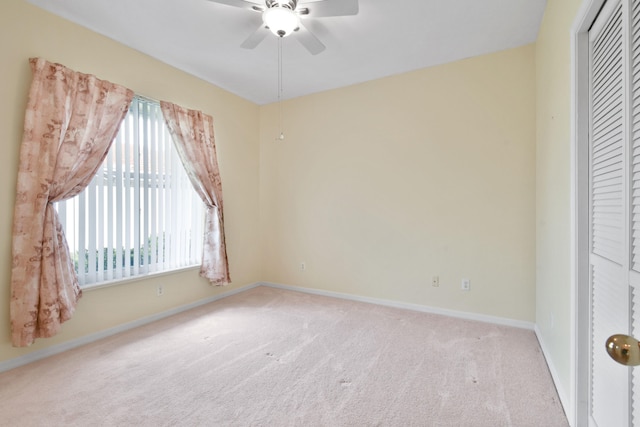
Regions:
[[206, 0, 359, 55]]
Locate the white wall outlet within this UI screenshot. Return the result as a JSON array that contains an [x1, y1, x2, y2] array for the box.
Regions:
[[461, 279, 470, 291], [157, 285, 163, 297], [300, 262, 306, 272], [432, 275, 439, 287]]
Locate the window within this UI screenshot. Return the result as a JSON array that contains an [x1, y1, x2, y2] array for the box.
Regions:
[[56, 96, 205, 287]]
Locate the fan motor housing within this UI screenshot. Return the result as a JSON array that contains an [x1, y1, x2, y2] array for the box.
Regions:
[[266, 0, 297, 10]]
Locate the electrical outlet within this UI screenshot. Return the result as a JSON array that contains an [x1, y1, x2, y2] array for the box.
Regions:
[[461, 279, 470, 291], [300, 262, 306, 272], [157, 285, 163, 297], [432, 276, 439, 287]]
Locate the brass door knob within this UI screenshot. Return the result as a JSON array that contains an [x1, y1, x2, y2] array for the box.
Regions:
[[606, 334, 640, 366]]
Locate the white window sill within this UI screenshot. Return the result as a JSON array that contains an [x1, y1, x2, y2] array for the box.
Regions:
[[82, 265, 201, 292]]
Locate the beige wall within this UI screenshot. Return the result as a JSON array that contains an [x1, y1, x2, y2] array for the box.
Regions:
[[535, 0, 582, 408], [259, 45, 537, 322], [0, 0, 261, 363]]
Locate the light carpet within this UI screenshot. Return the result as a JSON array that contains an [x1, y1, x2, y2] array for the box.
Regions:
[[0, 285, 568, 426]]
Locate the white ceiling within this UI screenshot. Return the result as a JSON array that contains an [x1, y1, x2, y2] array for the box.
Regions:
[[26, 0, 547, 105]]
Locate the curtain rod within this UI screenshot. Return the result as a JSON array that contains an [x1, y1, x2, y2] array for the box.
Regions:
[[134, 93, 161, 104]]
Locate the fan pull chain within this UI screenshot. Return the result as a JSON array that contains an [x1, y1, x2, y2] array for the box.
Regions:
[[276, 36, 285, 141]]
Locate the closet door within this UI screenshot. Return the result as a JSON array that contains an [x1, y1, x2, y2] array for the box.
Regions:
[[628, 0, 640, 424], [588, 0, 632, 425]]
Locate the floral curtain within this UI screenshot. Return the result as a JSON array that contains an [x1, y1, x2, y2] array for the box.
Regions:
[[10, 58, 134, 347], [160, 101, 231, 285]]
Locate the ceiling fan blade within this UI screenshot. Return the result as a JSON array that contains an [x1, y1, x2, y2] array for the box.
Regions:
[[240, 25, 271, 49], [206, 0, 263, 11], [295, 24, 325, 55], [300, 0, 358, 18]]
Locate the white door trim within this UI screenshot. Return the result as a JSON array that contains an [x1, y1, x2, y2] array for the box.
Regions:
[[572, 1, 607, 426]]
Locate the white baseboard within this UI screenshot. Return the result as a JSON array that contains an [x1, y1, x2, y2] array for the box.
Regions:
[[260, 282, 536, 330], [535, 325, 570, 421], [0, 282, 261, 373]]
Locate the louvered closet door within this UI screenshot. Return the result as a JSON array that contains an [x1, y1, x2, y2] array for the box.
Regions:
[[589, 0, 636, 426], [632, 1, 640, 424]]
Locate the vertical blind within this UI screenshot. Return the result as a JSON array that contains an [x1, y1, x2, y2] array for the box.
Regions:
[[56, 97, 205, 287]]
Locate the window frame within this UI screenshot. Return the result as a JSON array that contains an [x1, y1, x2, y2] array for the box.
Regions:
[[55, 95, 206, 290]]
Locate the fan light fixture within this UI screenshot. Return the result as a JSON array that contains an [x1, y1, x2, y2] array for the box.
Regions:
[[263, 6, 299, 37], [207, 0, 359, 54]]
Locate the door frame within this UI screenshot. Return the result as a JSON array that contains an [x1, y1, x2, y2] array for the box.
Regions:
[[572, 0, 608, 426]]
